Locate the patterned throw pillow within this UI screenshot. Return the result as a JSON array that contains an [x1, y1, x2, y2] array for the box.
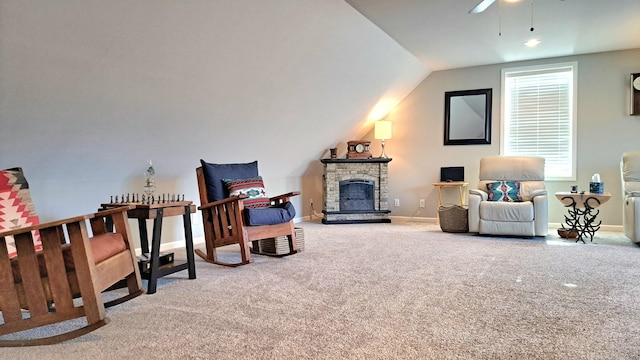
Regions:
[[487, 181, 522, 202], [223, 177, 271, 208], [0, 169, 42, 258]]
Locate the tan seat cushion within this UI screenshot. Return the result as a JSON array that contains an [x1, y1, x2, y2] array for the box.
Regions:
[[479, 201, 534, 222], [11, 233, 127, 283]]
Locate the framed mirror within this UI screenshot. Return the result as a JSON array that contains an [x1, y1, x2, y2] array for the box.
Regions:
[[444, 88, 492, 145]]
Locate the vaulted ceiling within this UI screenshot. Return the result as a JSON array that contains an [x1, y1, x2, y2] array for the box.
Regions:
[[346, 0, 640, 71]]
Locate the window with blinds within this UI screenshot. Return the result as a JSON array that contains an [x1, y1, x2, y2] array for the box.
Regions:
[[501, 62, 577, 180]]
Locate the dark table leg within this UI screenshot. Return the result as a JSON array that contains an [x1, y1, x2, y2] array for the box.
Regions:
[[182, 205, 196, 280], [146, 208, 164, 295], [579, 206, 602, 242], [137, 218, 150, 255], [102, 208, 114, 232]]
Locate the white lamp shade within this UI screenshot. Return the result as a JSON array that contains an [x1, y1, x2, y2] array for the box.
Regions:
[[374, 120, 392, 140]]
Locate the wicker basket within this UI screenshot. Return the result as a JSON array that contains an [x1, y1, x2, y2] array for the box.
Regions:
[[438, 204, 469, 233], [255, 227, 305, 255]]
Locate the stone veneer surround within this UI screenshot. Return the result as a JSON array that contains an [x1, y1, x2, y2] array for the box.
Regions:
[[321, 158, 392, 224]]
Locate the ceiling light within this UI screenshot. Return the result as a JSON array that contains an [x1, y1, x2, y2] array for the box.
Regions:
[[524, 39, 541, 47]]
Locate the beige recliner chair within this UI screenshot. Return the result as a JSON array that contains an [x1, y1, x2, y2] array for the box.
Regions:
[[621, 151, 640, 243], [468, 156, 548, 237]]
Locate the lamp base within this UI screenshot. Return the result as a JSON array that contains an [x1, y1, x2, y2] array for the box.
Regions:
[[378, 140, 389, 159]]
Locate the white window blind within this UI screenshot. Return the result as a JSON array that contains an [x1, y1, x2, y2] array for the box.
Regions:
[[501, 63, 577, 180]]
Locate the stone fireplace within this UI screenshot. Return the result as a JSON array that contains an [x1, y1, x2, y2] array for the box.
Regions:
[[321, 158, 391, 224]]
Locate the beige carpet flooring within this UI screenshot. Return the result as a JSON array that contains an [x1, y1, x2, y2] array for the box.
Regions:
[[2, 219, 640, 359]]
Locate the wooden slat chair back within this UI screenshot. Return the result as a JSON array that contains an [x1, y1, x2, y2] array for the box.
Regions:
[[0, 207, 143, 346], [195, 166, 299, 267]]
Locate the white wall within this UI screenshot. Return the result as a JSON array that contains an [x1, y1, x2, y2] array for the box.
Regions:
[[366, 48, 640, 227], [0, 0, 429, 243], [5, 1, 635, 240]]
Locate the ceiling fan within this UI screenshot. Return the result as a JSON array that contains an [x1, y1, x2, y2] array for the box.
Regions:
[[468, 0, 497, 14], [469, 0, 537, 35]]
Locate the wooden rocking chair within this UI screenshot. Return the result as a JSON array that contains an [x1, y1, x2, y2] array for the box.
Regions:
[[0, 206, 143, 346], [195, 160, 299, 267]]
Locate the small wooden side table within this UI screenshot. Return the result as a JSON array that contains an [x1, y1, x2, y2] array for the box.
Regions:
[[555, 192, 611, 243], [432, 182, 468, 224], [100, 201, 197, 294]]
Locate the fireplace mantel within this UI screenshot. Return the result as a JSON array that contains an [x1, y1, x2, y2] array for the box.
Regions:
[[321, 158, 392, 224], [320, 158, 393, 164]]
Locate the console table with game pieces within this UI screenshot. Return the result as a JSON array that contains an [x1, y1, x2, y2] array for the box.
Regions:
[[100, 196, 196, 294]]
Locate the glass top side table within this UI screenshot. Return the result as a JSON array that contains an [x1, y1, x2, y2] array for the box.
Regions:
[[555, 192, 611, 243]]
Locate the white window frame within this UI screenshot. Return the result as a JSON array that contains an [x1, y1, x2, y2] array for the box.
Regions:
[[500, 62, 578, 181]]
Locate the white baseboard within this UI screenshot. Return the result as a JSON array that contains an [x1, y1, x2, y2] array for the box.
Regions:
[[299, 214, 438, 223], [390, 215, 436, 223], [134, 236, 205, 256]]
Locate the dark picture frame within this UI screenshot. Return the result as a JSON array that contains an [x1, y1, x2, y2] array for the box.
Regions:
[[444, 88, 492, 145]]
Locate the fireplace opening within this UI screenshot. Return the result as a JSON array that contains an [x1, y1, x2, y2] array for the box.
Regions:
[[339, 179, 375, 211]]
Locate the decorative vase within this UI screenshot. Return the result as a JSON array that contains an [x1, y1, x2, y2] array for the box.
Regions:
[[144, 159, 155, 198]]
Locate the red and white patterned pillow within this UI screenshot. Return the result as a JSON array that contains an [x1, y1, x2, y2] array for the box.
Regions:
[[223, 176, 271, 208], [0, 168, 41, 258]]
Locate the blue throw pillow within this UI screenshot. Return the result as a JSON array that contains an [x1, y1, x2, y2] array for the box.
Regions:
[[200, 160, 258, 202], [487, 181, 522, 202]]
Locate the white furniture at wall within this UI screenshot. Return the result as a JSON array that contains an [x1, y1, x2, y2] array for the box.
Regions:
[[621, 151, 640, 243], [468, 156, 548, 237]]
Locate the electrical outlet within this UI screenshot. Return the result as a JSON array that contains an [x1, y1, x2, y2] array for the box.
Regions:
[[394, 199, 400, 207], [191, 213, 200, 225], [419, 199, 425, 208]]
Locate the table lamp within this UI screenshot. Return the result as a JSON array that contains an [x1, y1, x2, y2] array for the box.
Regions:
[[374, 120, 392, 158]]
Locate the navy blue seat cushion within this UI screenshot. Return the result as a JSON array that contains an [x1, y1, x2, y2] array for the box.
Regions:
[[244, 201, 296, 226], [200, 160, 258, 202]]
